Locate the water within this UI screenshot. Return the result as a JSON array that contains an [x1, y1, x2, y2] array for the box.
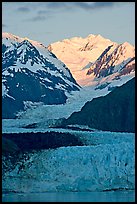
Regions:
[[2, 191, 135, 202]]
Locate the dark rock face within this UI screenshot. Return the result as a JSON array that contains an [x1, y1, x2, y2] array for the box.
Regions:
[[2, 36, 80, 118], [65, 78, 135, 133], [117, 59, 135, 76], [87, 45, 114, 76], [2, 137, 20, 154], [2, 132, 83, 153], [2, 132, 83, 176]]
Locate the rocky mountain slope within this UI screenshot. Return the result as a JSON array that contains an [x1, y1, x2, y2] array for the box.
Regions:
[[87, 42, 135, 78], [64, 77, 135, 133]]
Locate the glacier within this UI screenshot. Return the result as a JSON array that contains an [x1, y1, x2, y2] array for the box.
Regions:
[[2, 131, 135, 193]]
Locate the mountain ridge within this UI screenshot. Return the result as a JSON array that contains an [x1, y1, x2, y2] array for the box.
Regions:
[[2, 32, 80, 118], [48, 34, 135, 86]]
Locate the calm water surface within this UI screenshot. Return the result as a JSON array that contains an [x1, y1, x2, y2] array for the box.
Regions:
[[2, 190, 135, 202]]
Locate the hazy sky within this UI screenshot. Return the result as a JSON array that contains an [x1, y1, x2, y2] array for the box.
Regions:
[[2, 2, 135, 46]]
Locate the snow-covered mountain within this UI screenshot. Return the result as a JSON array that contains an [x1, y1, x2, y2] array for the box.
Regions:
[[48, 34, 135, 86], [47, 34, 117, 85], [2, 33, 80, 118], [2, 32, 135, 121]]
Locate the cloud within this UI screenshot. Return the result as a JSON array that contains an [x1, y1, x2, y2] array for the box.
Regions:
[[12, 2, 122, 23], [37, 9, 52, 15], [45, 2, 119, 10], [26, 9, 53, 22], [6, 2, 125, 24], [17, 6, 30, 12], [74, 2, 116, 10], [2, 24, 7, 27], [28, 15, 47, 22], [46, 2, 71, 9]]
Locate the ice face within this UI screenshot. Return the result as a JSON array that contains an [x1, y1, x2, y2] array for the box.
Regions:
[[2, 132, 135, 193]]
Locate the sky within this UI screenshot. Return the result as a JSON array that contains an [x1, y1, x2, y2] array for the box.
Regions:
[[2, 2, 135, 46]]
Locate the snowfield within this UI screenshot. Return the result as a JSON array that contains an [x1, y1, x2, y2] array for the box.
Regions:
[[3, 133, 135, 192]]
